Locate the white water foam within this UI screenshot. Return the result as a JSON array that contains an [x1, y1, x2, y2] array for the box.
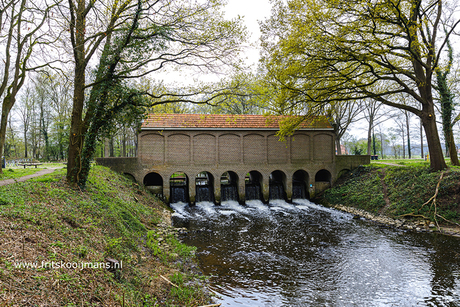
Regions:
[[245, 200, 268, 211], [170, 202, 190, 218], [293, 198, 353, 220], [220, 200, 250, 215], [269, 199, 299, 211], [195, 201, 217, 216]]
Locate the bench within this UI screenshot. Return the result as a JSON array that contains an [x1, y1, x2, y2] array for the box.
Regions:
[[18, 163, 43, 168]]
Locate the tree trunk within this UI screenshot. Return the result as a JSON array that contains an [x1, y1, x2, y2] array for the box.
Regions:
[[405, 111, 411, 159], [336, 137, 342, 155], [66, 0, 87, 184], [24, 130, 28, 158], [66, 63, 86, 184], [0, 96, 14, 174], [422, 111, 447, 170], [447, 130, 459, 165], [420, 119, 424, 159], [367, 117, 373, 155]]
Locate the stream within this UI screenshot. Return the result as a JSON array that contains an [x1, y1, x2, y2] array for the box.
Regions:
[[171, 199, 460, 306]]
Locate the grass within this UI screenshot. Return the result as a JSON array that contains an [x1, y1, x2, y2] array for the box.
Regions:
[[323, 164, 460, 224], [0, 165, 211, 306], [0, 168, 44, 180], [372, 157, 460, 170], [0, 162, 66, 180]]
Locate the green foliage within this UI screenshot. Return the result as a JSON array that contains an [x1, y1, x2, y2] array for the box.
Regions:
[[325, 165, 460, 222], [324, 166, 385, 213], [260, 0, 453, 170]]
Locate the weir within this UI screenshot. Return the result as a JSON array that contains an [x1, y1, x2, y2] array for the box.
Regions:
[[96, 114, 369, 204]]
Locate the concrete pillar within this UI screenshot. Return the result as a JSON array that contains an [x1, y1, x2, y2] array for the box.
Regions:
[[189, 175, 196, 205], [262, 175, 269, 202], [239, 173, 246, 203], [214, 174, 221, 204], [286, 177, 293, 201], [164, 182, 170, 204]]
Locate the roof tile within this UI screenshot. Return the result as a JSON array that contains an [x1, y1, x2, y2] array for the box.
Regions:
[[141, 114, 332, 129]]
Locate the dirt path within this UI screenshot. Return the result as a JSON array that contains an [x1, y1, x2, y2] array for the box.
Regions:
[[378, 169, 391, 215], [374, 162, 408, 167], [0, 168, 58, 187]]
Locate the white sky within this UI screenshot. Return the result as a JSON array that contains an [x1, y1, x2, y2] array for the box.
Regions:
[[223, 0, 273, 66]]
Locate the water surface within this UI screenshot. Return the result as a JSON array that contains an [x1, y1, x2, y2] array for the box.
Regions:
[[171, 199, 460, 306]]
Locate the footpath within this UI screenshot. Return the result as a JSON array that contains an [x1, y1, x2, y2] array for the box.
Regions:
[[0, 168, 58, 187]]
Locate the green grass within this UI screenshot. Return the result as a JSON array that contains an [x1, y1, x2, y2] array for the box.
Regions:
[[0, 165, 210, 306], [324, 164, 460, 223], [372, 157, 460, 170], [0, 162, 66, 180], [0, 168, 44, 180]]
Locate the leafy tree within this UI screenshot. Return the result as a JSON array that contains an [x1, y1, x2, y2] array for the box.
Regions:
[[436, 35, 459, 165], [260, 0, 460, 170], [63, 0, 247, 187]]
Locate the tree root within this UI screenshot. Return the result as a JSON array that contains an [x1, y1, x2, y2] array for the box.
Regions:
[[399, 171, 451, 229], [420, 171, 444, 210]]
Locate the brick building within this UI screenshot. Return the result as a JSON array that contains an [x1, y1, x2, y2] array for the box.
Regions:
[[97, 114, 369, 204]]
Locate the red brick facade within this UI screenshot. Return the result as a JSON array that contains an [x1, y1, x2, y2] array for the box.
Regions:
[[97, 114, 369, 203]]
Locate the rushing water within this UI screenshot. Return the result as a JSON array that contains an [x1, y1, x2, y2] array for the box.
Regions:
[[171, 199, 460, 306]]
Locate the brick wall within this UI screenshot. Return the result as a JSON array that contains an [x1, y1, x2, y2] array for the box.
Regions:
[[97, 128, 369, 204]]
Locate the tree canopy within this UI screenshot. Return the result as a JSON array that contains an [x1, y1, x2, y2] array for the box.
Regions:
[[260, 0, 460, 170], [63, 0, 248, 187]]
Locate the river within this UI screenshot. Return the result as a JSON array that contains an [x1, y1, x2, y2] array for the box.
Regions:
[[171, 199, 460, 306]]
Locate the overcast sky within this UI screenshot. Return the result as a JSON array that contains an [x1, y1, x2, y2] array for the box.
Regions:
[[224, 0, 273, 66]]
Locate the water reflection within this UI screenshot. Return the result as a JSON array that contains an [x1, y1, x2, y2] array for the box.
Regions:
[[171, 199, 460, 306]]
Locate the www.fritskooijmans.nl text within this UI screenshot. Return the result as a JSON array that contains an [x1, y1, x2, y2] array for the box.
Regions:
[[11, 260, 122, 270]]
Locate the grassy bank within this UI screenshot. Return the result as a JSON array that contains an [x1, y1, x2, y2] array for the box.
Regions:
[[0, 166, 211, 306], [321, 164, 460, 228]]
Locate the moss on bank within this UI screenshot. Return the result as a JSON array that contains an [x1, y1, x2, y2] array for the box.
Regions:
[[322, 165, 460, 225], [0, 166, 211, 306]]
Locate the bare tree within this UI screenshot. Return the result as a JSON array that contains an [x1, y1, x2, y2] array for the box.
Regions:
[[14, 86, 33, 157], [0, 0, 59, 172], [362, 100, 388, 155], [329, 102, 362, 155]]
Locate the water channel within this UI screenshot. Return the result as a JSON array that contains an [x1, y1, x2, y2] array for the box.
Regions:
[[171, 199, 460, 306]]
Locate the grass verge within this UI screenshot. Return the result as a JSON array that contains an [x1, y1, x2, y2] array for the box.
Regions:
[[0, 165, 211, 306]]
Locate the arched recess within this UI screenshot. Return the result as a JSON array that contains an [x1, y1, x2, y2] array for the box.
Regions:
[[313, 133, 333, 162], [292, 170, 309, 200], [245, 171, 264, 202], [167, 134, 190, 164], [218, 133, 240, 164], [315, 169, 332, 192], [268, 134, 288, 164], [315, 169, 332, 183], [170, 172, 189, 204], [124, 173, 136, 183], [193, 134, 216, 164], [243, 134, 265, 163], [139, 133, 164, 164], [144, 172, 163, 197], [269, 170, 287, 201], [337, 169, 351, 179], [195, 171, 215, 203], [220, 171, 239, 202]]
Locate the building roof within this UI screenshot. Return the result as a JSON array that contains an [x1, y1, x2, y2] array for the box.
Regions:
[[141, 114, 333, 130]]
